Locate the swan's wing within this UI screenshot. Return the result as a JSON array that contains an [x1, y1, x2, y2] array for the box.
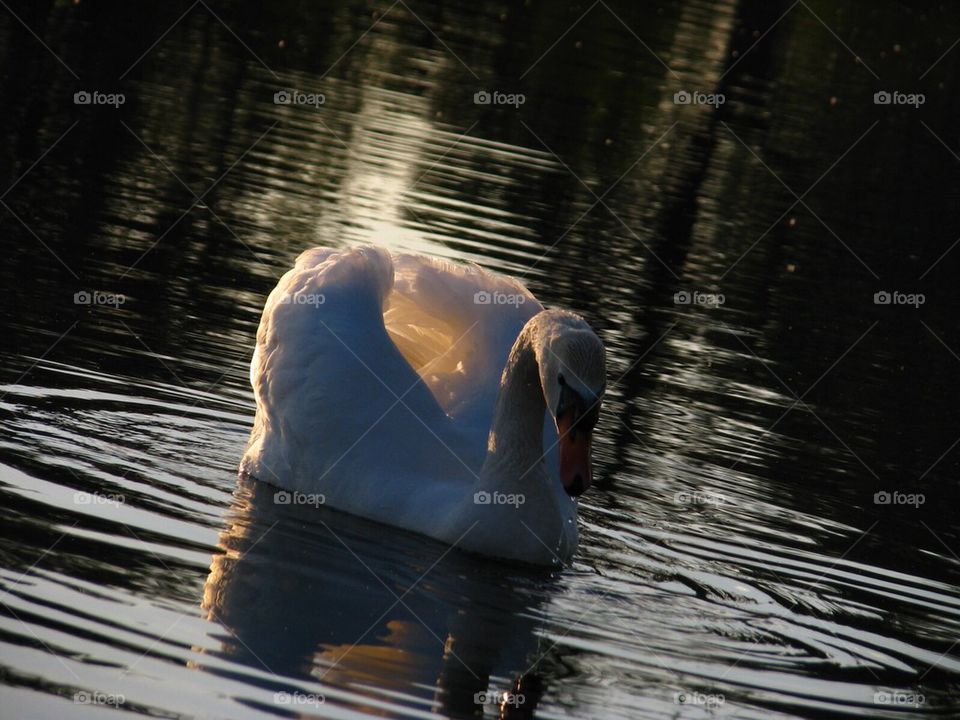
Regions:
[[243, 246, 474, 486], [384, 252, 543, 431]]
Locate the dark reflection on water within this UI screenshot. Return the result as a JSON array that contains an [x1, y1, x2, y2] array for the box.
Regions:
[[202, 476, 554, 718], [1, 0, 959, 717]]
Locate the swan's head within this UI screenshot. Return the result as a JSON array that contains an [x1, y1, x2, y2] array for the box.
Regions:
[[536, 310, 606, 498]]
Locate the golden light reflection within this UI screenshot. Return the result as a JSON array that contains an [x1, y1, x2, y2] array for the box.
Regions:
[[194, 475, 546, 717]]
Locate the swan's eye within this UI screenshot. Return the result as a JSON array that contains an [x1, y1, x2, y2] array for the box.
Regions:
[[579, 403, 601, 431], [555, 375, 569, 418]]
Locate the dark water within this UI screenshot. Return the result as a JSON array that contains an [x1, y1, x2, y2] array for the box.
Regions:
[[2, 1, 960, 717]]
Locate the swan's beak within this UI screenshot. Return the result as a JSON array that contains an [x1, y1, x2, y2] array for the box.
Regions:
[[557, 407, 592, 497]]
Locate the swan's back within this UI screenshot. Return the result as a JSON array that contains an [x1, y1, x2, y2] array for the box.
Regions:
[[242, 245, 541, 503], [386, 252, 542, 429]]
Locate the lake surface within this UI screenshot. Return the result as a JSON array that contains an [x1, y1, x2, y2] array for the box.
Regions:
[[2, 1, 959, 718]]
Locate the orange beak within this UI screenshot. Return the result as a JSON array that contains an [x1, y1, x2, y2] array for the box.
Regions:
[[557, 408, 592, 497]]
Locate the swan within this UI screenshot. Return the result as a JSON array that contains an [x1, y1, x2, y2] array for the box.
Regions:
[[240, 245, 606, 565]]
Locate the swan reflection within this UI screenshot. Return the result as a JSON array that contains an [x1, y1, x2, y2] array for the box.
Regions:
[[201, 475, 556, 717]]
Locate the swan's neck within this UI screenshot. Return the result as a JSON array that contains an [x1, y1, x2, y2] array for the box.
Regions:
[[479, 326, 546, 490]]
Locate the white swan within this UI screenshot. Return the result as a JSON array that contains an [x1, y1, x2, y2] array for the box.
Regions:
[[240, 246, 606, 565]]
